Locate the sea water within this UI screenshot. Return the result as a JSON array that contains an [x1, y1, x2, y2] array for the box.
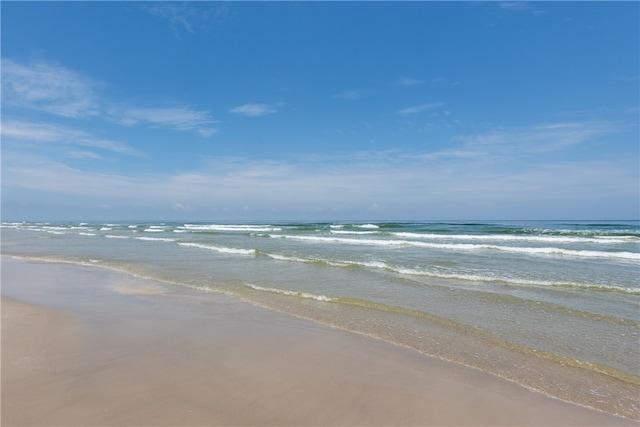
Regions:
[[2, 220, 639, 419]]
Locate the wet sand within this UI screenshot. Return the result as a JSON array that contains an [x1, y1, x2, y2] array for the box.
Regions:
[[1, 257, 636, 426]]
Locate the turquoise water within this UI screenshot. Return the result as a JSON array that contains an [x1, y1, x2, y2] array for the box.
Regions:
[[2, 220, 639, 419]]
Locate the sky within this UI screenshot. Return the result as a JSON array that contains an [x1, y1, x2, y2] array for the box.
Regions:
[[1, 1, 638, 221]]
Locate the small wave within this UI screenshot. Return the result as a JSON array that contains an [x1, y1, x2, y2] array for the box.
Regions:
[[143, 228, 166, 232], [392, 232, 636, 245], [330, 230, 379, 235], [358, 223, 379, 229], [135, 237, 176, 242], [78, 232, 97, 236], [178, 242, 256, 256], [262, 252, 358, 268], [180, 224, 282, 232], [389, 266, 640, 294], [105, 235, 129, 239], [243, 283, 333, 302], [269, 235, 640, 262], [259, 251, 639, 294]]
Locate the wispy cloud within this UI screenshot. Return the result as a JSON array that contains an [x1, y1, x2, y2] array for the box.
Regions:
[[421, 121, 617, 164], [499, 2, 531, 11], [332, 90, 370, 101], [110, 107, 219, 136], [3, 59, 218, 137], [4, 147, 636, 219], [398, 77, 424, 87], [1, 59, 99, 118], [1, 119, 140, 156], [397, 102, 444, 115], [144, 2, 231, 38], [454, 121, 616, 154], [229, 103, 279, 117], [499, 2, 543, 15]]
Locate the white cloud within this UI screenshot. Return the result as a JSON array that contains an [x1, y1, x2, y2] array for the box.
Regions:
[[1, 59, 99, 118], [499, 2, 543, 15], [172, 203, 190, 211], [1, 119, 140, 156], [397, 102, 444, 115], [68, 151, 102, 160], [398, 77, 424, 86], [500, 2, 531, 11], [144, 2, 230, 39], [332, 90, 369, 100], [110, 107, 219, 136], [454, 121, 617, 154], [2, 59, 218, 137], [146, 3, 197, 36], [3, 148, 638, 221], [229, 103, 278, 117], [4, 142, 637, 220]]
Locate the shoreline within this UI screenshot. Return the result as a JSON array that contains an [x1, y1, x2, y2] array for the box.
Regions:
[[2, 256, 637, 426]]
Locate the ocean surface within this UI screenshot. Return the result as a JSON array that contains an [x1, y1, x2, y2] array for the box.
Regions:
[[2, 220, 639, 419]]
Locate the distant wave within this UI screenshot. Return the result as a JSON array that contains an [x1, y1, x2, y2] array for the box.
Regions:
[[178, 242, 256, 256], [268, 234, 640, 262], [143, 227, 167, 232], [391, 232, 637, 245], [135, 237, 176, 242], [180, 224, 282, 232]]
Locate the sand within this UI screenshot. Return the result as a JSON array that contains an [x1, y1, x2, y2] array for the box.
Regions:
[[1, 256, 636, 426]]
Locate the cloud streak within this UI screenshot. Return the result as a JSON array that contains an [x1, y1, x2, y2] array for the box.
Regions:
[[398, 77, 424, 86], [397, 102, 444, 115], [2, 59, 218, 137], [229, 103, 279, 117], [1, 59, 99, 118], [4, 140, 636, 219], [1, 119, 140, 156], [144, 2, 231, 38], [332, 90, 370, 100], [110, 107, 219, 136], [452, 121, 617, 155]]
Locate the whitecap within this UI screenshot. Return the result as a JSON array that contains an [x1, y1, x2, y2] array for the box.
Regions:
[[178, 242, 256, 256]]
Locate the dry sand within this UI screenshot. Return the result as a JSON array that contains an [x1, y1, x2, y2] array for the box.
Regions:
[[1, 257, 636, 426]]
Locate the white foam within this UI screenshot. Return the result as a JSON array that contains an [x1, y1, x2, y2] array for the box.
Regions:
[[269, 234, 640, 262], [105, 235, 129, 239], [392, 232, 634, 245], [358, 223, 379, 229], [135, 237, 176, 242], [330, 230, 379, 235], [78, 232, 97, 236], [244, 283, 333, 302], [178, 242, 256, 256], [181, 224, 282, 232]]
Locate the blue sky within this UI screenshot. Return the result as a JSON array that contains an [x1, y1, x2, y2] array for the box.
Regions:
[[2, 1, 638, 221]]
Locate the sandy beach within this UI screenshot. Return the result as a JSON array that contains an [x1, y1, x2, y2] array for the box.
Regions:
[[1, 257, 636, 426]]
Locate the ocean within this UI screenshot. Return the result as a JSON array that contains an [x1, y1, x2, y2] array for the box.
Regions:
[[1, 220, 639, 420]]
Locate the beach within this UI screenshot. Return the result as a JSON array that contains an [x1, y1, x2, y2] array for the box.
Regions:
[[1, 256, 635, 426]]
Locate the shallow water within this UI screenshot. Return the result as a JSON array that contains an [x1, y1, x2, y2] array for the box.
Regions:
[[2, 220, 639, 419]]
